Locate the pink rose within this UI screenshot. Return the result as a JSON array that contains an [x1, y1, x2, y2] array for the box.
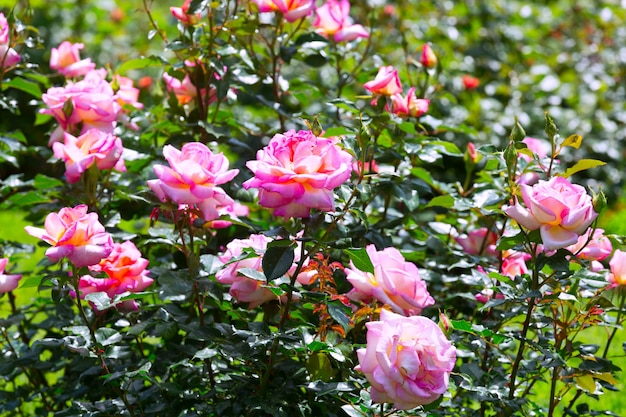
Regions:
[[25, 205, 113, 268], [313, 0, 369, 42], [608, 249, 626, 288], [216, 234, 308, 308], [147, 142, 239, 222], [455, 227, 498, 257], [41, 70, 121, 134], [204, 201, 249, 229], [243, 129, 353, 218], [113, 75, 144, 109], [52, 129, 126, 183], [462, 74, 480, 90], [475, 288, 504, 304], [0, 13, 20, 69], [163, 67, 217, 107], [345, 244, 434, 316], [78, 241, 153, 311], [49, 41, 96, 78], [501, 250, 530, 278], [389, 88, 429, 118], [356, 309, 456, 409], [0, 13, 9, 44], [363, 66, 402, 96], [171, 0, 201, 25], [0, 258, 21, 293], [252, 0, 315, 22], [566, 228, 612, 261], [420, 44, 438, 68], [517, 137, 551, 185], [504, 177, 597, 250]]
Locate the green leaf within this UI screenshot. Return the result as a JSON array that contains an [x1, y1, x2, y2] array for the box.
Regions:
[[306, 352, 335, 382], [425, 195, 454, 209], [327, 300, 352, 332], [116, 56, 166, 75], [562, 134, 583, 149], [262, 240, 295, 281], [238, 268, 267, 282], [345, 248, 374, 274], [33, 174, 64, 190], [193, 347, 218, 360], [2, 77, 42, 97], [95, 328, 122, 347], [560, 159, 606, 178], [451, 319, 473, 332]]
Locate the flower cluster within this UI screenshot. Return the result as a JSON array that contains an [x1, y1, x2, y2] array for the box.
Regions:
[[364, 65, 430, 118]]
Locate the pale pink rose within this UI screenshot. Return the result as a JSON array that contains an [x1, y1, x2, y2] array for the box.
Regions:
[[171, 0, 201, 25], [49, 41, 96, 78], [352, 159, 379, 176], [608, 249, 626, 288], [475, 288, 504, 304], [501, 250, 531, 278], [455, 227, 498, 257], [313, 0, 369, 42], [112, 75, 143, 109], [204, 201, 249, 229], [25, 205, 113, 268], [356, 309, 456, 409], [243, 129, 353, 218], [52, 129, 125, 183], [420, 44, 438, 68], [363, 66, 402, 96], [0, 44, 20, 68], [163, 71, 216, 107], [41, 70, 121, 134], [518, 137, 551, 185], [78, 241, 153, 311], [0, 258, 21, 293], [504, 177, 597, 250], [147, 142, 239, 221], [216, 234, 306, 308], [252, 0, 315, 22], [346, 244, 434, 316], [566, 228, 612, 262]]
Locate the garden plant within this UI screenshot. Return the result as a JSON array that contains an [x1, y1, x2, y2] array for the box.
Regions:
[[0, 0, 626, 416]]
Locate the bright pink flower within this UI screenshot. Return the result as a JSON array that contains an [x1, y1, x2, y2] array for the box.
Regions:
[[462, 74, 480, 90], [0, 13, 20, 69], [113, 75, 143, 109], [356, 309, 456, 409], [313, 0, 369, 42], [163, 71, 217, 107], [204, 201, 250, 229], [363, 66, 402, 96], [49, 41, 96, 78], [504, 177, 597, 250], [0, 13, 9, 44], [475, 288, 504, 305], [389, 88, 429, 117], [216, 234, 309, 308], [171, 0, 201, 25], [517, 137, 551, 185], [25, 205, 113, 268], [52, 129, 125, 183], [78, 241, 153, 311], [0, 258, 21, 293], [243, 129, 353, 218], [566, 228, 612, 262], [147, 142, 239, 222], [608, 249, 626, 288], [346, 244, 434, 316], [501, 250, 531, 278], [252, 0, 315, 22], [352, 159, 379, 176], [420, 44, 437, 68], [41, 70, 121, 135], [455, 227, 498, 257]]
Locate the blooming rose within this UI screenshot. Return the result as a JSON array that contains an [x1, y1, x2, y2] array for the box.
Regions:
[[420, 44, 438, 68], [504, 177, 598, 250], [455, 227, 498, 257], [356, 309, 456, 409], [389, 88, 429, 118], [163, 63, 218, 107], [147, 142, 239, 221], [475, 288, 505, 304], [112, 75, 144, 109], [243, 129, 353, 218], [216, 234, 310, 308], [0, 258, 22, 294], [313, 0, 369, 42], [52, 129, 126, 183], [517, 137, 551, 185], [252, 0, 315, 22], [78, 241, 153, 311], [0, 13, 20, 68], [566, 228, 612, 272], [41, 69, 121, 135], [25, 205, 113, 268], [608, 249, 626, 288], [363, 66, 402, 96], [501, 250, 530, 278], [49, 41, 96, 78], [171, 0, 201, 25], [346, 244, 434, 316]]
